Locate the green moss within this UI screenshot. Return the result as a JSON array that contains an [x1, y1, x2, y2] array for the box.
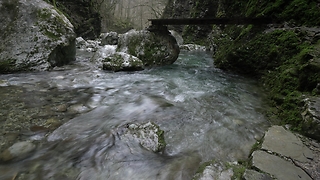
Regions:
[[155, 125, 166, 152], [215, 29, 304, 76], [230, 164, 246, 180], [148, 122, 166, 152], [193, 160, 216, 176], [213, 22, 320, 134], [37, 8, 67, 40], [244, 0, 320, 26], [0, 59, 16, 73]]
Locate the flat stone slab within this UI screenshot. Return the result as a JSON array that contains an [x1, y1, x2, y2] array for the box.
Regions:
[[252, 150, 312, 180], [262, 126, 314, 162], [243, 169, 272, 180]]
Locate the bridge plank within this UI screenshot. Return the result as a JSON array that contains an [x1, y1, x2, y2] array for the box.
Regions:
[[149, 18, 274, 25]]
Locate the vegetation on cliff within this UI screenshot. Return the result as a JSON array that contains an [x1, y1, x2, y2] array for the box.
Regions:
[[211, 0, 320, 136], [45, 0, 101, 39], [164, 0, 320, 137]]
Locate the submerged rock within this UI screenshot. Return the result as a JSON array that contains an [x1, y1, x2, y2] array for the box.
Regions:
[[0, 0, 76, 73], [0, 141, 36, 162], [117, 28, 180, 67], [121, 122, 166, 152]]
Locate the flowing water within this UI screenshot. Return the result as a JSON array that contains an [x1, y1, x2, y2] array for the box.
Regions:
[[0, 50, 270, 180]]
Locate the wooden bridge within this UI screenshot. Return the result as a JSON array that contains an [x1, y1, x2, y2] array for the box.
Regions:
[[149, 17, 275, 26]]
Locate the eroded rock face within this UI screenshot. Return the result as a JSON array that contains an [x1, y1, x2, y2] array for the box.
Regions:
[[0, 0, 76, 73], [117, 28, 180, 67], [302, 97, 320, 140]]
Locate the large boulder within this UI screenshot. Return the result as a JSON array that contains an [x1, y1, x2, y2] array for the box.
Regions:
[[117, 27, 180, 67], [0, 0, 76, 73]]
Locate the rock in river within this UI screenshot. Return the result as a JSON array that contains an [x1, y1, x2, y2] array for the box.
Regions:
[[102, 52, 144, 71], [117, 28, 180, 67], [0, 141, 36, 162], [0, 0, 76, 73]]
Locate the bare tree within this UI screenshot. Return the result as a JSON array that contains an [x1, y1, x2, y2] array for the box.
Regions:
[[101, 0, 168, 31]]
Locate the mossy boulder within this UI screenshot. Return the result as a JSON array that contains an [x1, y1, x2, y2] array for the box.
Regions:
[[102, 52, 144, 72], [91, 44, 143, 72], [0, 0, 76, 73], [121, 122, 166, 152], [117, 28, 180, 67]]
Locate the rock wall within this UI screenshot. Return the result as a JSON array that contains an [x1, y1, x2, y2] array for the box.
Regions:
[[48, 0, 101, 39], [0, 0, 76, 73]]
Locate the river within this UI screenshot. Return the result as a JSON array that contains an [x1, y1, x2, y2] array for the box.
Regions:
[[0, 50, 270, 179]]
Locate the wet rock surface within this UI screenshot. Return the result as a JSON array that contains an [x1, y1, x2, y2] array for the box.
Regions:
[[252, 150, 312, 180], [261, 126, 314, 162], [249, 126, 320, 180], [243, 169, 272, 180]]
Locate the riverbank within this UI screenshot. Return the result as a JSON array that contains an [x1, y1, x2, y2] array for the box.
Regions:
[[248, 125, 319, 180], [192, 125, 320, 180]]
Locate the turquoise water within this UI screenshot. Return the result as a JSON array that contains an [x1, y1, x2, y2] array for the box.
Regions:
[[0, 50, 269, 180]]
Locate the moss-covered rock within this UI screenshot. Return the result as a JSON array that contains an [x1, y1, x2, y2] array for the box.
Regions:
[[102, 52, 144, 72], [0, 0, 76, 73], [117, 28, 180, 67], [123, 122, 166, 152]]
